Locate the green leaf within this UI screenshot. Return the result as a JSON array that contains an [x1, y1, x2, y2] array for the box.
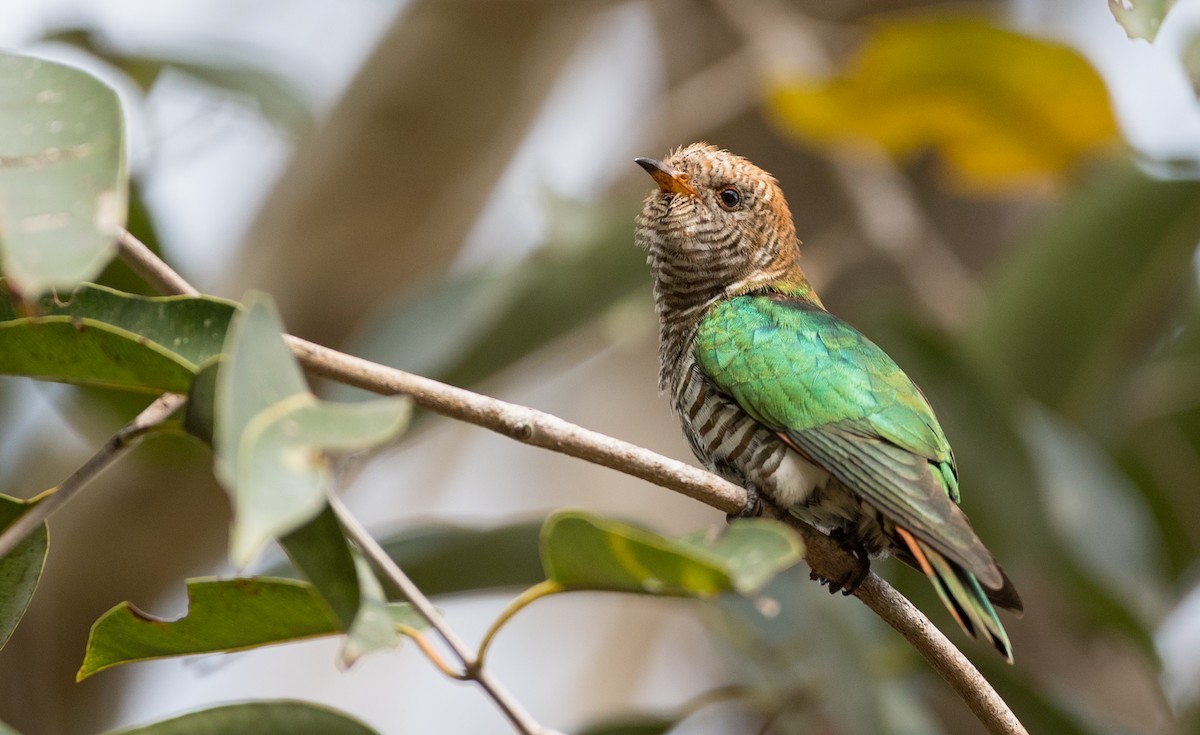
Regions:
[[100, 700, 379, 735], [680, 519, 808, 595], [230, 395, 410, 567], [970, 160, 1200, 426], [769, 16, 1118, 193], [0, 282, 237, 392], [1109, 0, 1177, 42], [0, 51, 127, 297], [215, 293, 410, 566], [214, 292, 308, 488], [540, 511, 802, 597], [382, 521, 545, 597], [78, 576, 421, 679], [78, 577, 339, 679], [340, 553, 402, 666], [0, 719, 19, 735], [278, 505, 360, 630], [0, 495, 48, 650], [578, 716, 677, 735]]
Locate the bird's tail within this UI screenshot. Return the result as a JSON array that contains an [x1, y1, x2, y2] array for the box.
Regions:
[[895, 527, 1013, 663]]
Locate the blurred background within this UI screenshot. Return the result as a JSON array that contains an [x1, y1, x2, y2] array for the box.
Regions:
[[2, 0, 1200, 733]]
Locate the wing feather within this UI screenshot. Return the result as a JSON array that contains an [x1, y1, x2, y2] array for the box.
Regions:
[[696, 293, 1002, 589]]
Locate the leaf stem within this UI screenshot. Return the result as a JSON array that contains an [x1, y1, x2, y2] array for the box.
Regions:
[[328, 495, 558, 735], [116, 228, 1027, 735], [398, 625, 468, 680], [476, 580, 563, 668], [0, 392, 185, 560]]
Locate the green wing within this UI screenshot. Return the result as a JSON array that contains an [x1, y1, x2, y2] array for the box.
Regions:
[[695, 293, 1001, 589]]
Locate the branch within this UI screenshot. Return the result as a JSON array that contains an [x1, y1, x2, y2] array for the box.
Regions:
[[0, 393, 185, 559], [328, 496, 562, 735], [113, 232, 560, 733], [116, 230, 1027, 735]]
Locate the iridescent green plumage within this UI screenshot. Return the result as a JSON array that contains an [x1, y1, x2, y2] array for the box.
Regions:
[[696, 293, 1015, 658], [635, 143, 1021, 661]]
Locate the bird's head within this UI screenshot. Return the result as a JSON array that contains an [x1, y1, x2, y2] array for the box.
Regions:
[[634, 143, 802, 302]]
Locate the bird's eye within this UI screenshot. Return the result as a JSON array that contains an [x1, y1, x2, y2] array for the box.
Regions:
[[717, 187, 741, 211]]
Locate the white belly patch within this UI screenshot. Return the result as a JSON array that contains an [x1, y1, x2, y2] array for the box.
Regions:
[[769, 450, 830, 507]]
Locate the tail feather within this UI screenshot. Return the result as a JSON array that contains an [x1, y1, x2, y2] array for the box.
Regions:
[[896, 527, 1013, 663]]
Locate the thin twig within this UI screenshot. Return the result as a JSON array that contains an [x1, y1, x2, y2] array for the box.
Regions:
[[0, 393, 185, 559], [116, 228, 1026, 735], [328, 495, 559, 735], [116, 230, 200, 296]]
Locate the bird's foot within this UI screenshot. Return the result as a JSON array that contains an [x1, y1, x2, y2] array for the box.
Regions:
[[726, 487, 764, 522], [810, 529, 871, 596]]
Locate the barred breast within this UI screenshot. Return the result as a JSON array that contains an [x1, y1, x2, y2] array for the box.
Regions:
[[672, 357, 892, 553]]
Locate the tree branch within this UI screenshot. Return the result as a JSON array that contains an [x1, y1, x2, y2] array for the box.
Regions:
[[328, 496, 562, 735], [116, 229, 1027, 735], [0, 393, 185, 559]]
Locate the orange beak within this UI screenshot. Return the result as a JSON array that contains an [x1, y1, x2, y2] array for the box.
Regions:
[[635, 157, 697, 197]]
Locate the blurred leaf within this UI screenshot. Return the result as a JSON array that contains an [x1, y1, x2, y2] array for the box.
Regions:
[[0, 495, 48, 650], [0, 51, 126, 297], [269, 520, 547, 598], [0, 282, 236, 392], [578, 716, 676, 735], [340, 553, 402, 666], [1024, 408, 1167, 619], [214, 292, 307, 487], [216, 293, 410, 566], [347, 199, 648, 393], [541, 511, 802, 597], [78, 576, 421, 679], [980, 655, 1131, 735], [168, 61, 312, 135], [182, 359, 220, 445], [770, 16, 1118, 192], [679, 520, 807, 595], [970, 160, 1200, 426], [0, 720, 18, 735], [380, 521, 545, 597], [1182, 29, 1200, 98], [1109, 0, 1177, 41], [47, 28, 313, 134], [231, 395, 410, 566], [351, 267, 526, 385], [100, 700, 379, 735], [1118, 301, 1200, 573]]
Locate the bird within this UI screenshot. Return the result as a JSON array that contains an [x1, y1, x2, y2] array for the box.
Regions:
[[634, 142, 1022, 661]]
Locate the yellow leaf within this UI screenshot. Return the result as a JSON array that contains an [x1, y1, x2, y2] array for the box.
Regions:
[[768, 16, 1120, 194]]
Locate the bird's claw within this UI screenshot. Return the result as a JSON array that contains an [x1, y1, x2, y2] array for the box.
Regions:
[[810, 529, 871, 596], [726, 488, 764, 522]]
